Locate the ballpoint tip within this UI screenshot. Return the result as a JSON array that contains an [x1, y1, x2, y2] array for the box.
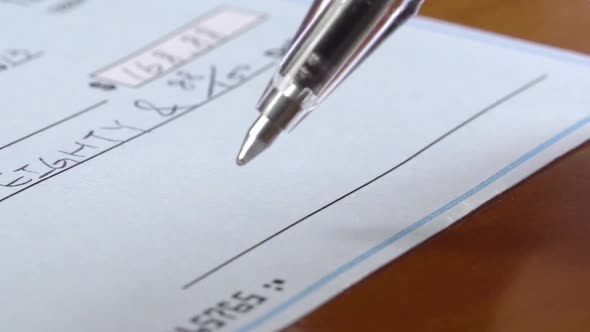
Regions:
[[236, 134, 269, 166], [236, 156, 248, 166]]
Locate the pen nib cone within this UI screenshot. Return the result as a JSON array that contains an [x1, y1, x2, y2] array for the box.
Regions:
[[236, 134, 269, 166]]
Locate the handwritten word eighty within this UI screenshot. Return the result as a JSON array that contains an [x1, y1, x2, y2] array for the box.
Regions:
[[0, 49, 43, 74]]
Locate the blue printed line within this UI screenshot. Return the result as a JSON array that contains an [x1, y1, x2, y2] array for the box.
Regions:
[[238, 115, 590, 331], [409, 17, 590, 68]]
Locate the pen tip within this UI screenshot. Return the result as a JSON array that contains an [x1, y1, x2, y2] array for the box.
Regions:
[[236, 134, 269, 166], [236, 157, 247, 166], [236, 154, 250, 166]]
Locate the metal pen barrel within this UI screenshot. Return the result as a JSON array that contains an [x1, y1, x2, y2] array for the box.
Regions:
[[237, 0, 424, 165]]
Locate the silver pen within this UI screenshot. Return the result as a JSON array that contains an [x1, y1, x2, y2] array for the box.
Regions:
[[236, 0, 425, 165]]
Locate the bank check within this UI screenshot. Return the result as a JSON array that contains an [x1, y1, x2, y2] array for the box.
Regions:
[[1, 0, 590, 331]]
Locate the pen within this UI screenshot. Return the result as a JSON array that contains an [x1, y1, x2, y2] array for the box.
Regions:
[[236, 0, 425, 165]]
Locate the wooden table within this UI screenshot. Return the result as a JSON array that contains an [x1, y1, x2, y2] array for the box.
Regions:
[[287, 1, 590, 331]]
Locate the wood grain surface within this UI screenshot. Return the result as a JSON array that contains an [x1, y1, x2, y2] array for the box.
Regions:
[[286, 1, 590, 331]]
